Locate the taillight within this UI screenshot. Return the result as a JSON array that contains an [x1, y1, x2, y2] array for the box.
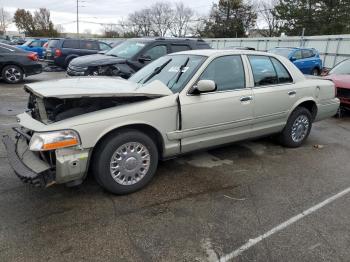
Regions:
[[27, 52, 38, 61], [54, 48, 62, 58]]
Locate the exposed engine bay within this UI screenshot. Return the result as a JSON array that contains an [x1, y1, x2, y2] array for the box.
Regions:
[[27, 92, 150, 123]]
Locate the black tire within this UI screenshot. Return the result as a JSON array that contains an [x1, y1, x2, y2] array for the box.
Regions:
[[278, 107, 312, 148], [312, 68, 319, 76], [92, 129, 159, 195], [2, 65, 24, 84]]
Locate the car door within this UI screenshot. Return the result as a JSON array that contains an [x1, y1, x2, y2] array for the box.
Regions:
[[292, 49, 308, 73], [134, 44, 168, 70], [301, 49, 318, 74], [179, 55, 254, 153], [80, 40, 100, 56], [26, 40, 42, 56], [248, 55, 298, 133]]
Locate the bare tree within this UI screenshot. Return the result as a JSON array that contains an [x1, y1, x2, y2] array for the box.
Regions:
[[103, 23, 120, 38], [0, 7, 12, 35], [170, 2, 194, 37], [257, 0, 281, 37], [149, 2, 174, 36], [129, 8, 152, 36]]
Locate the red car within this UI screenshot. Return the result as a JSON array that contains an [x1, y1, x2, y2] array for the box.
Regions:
[[325, 59, 350, 110]]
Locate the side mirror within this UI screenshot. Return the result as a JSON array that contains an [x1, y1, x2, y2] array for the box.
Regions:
[[139, 55, 151, 63], [193, 80, 217, 94], [290, 57, 297, 62]]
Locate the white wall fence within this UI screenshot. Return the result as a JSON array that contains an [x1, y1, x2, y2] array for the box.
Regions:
[[204, 35, 350, 68]]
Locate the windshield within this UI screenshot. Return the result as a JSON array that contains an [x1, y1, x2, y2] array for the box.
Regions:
[[129, 54, 206, 93], [105, 40, 147, 59], [269, 48, 293, 58], [329, 59, 350, 75]]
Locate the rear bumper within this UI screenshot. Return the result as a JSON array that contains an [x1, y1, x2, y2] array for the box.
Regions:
[[315, 98, 340, 121]]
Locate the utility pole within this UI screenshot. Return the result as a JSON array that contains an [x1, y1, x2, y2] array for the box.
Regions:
[[77, 0, 79, 38]]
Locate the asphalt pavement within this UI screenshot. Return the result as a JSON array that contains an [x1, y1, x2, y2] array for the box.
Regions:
[[0, 73, 350, 262]]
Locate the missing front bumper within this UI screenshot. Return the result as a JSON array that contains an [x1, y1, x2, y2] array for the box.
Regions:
[[2, 135, 54, 187]]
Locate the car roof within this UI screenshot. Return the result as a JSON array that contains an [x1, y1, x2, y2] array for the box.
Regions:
[[129, 37, 205, 43], [273, 47, 315, 51], [170, 49, 274, 57]]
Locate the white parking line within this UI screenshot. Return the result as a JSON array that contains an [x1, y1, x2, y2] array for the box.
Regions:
[[219, 186, 350, 262]]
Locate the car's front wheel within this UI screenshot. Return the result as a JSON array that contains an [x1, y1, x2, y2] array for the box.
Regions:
[[92, 129, 159, 195], [2, 65, 24, 84], [279, 107, 312, 148]]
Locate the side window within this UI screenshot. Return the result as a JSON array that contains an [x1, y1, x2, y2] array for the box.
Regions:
[[293, 50, 302, 60], [80, 40, 99, 50], [248, 55, 278, 86], [29, 41, 41, 47], [143, 45, 167, 60], [302, 49, 314, 58], [99, 42, 111, 51], [171, 44, 191, 53], [62, 40, 80, 49], [199, 55, 245, 91], [270, 57, 293, 84]]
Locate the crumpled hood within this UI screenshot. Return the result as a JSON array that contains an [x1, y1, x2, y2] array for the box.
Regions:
[[70, 54, 126, 67], [324, 74, 350, 89], [24, 77, 173, 99]]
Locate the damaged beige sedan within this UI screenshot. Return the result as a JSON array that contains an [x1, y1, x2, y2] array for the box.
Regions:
[[3, 50, 339, 194]]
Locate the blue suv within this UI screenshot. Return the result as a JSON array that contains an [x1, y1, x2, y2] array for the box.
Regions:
[[268, 47, 322, 75], [17, 39, 48, 59]]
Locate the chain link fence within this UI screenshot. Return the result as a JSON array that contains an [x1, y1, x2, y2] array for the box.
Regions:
[[204, 35, 350, 69]]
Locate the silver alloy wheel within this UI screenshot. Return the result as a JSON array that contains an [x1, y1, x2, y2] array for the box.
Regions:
[[109, 142, 150, 185], [5, 67, 21, 82], [291, 115, 310, 142]]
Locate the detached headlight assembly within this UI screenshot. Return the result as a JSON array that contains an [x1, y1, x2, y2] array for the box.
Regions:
[[29, 130, 81, 151]]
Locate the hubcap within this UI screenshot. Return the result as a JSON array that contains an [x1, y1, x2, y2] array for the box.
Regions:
[[109, 142, 150, 185], [5, 68, 21, 82], [291, 115, 310, 142]]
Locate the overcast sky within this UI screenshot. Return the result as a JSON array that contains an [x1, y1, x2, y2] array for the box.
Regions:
[[2, 0, 214, 34]]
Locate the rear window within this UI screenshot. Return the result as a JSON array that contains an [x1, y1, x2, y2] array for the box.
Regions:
[[80, 40, 99, 50], [48, 39, 60, 48], [62, 40, 80, 49]]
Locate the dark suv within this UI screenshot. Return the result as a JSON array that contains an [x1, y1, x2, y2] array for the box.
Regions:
[[44, 38, 112, 68], [67, 37, 211, 78]]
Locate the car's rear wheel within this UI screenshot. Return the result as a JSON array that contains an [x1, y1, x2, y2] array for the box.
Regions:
[[92, 129, 159, 195], [2, 65, 24, 84], [312, 68, 319, 76], [279, 107, 312, 148]]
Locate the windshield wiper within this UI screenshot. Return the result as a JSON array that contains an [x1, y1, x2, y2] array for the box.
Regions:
[[138, 58, 172, 84], [168, 57, 190, 88]]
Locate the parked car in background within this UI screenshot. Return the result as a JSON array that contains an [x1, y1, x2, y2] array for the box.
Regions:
[[67, 37, 211, 78], [0, 43, 42, 84], [17, 39, 48, 58], [268, 47, 322, 75], [324, 59, 350, 110], [3, 49, 339, 194], [0, 39, 14, 45], [10, 37, 26, 45], [43, 38, 112, 68]]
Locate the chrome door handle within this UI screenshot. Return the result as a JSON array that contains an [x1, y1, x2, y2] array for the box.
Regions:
[[288, 91, 296, 96], [240, 96, 253, 102]]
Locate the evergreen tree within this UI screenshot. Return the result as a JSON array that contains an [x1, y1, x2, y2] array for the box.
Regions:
[[200, 0, 257, 38]]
